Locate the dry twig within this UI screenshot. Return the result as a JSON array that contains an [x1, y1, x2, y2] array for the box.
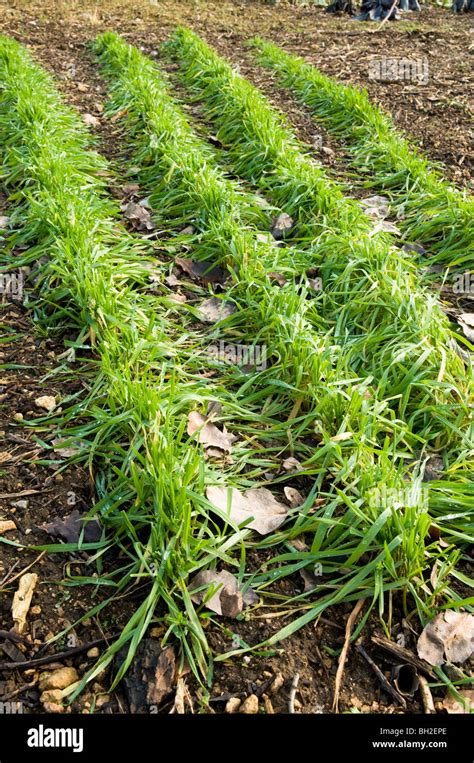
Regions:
[[288, 672, 300, 713], [333, 598, 366, 712]]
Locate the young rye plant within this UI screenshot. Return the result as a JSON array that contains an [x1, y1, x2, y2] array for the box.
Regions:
[[93, 33, 472, 659], [250, 38, 474, 269], [167, 28, 473, 452], [0, 32, 471, 698], [0, 33, 282, 689]]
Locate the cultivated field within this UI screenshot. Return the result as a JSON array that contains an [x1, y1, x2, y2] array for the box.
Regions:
[[0, 0, 472, 719]]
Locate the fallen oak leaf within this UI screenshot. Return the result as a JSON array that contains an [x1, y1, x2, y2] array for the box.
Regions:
[[284, 486, 305, 508], [282, 456, 303, 473], [205, 447, 234, 463], [51, 437, 84, 458], [268, 272, 288, 287], [359, 195, 390, 219], [189, 570, 257, 617], [187, 411, 235, 454], [197, 297, 236, 324], [441, 689, 474, 714], [164, 274, 181, 287], [167, 293, 187, 304], [120, 640, 176, 712], [175, 257, 226, 284], [458, 313, 474, 343], [121, 183, 140, 197], [41, 509, 101, 544], [206, 485, 289, 535], [121, 202, 155, 232], [417, 611, 474, 666], [148, 646, 176, 708], [371, 220, 401, 236]]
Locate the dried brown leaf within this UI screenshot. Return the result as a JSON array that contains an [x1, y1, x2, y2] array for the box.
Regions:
[[459, 313, 474, 343], [189, 569, 257, 617], [206, 485, 288, 535], [175, 258, 226, 284], [121, 202, 155, 232], [441, 689, 474, 714], [417, 611, 474, 666], [198, 297, 236, 324], [41, 509, 101, 544], [283, 486, 304, 508], [187, 411, 235, 454]]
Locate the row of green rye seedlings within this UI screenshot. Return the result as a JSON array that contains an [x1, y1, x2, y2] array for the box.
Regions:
[[0, 31, 471, 700]]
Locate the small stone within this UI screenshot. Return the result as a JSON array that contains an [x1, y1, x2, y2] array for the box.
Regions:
[[40, 689, 68, 714], [263, 694, 274, 714], [95, 694, 110, 708], [34, 396, 56, 412], [225, 697, 242, 713], [83, 113, 99, 127], [39, 667, 79, 691], [30, 605, 42, 615], [41, 689, 64, 704], [87, 647, 100, 658], [42, 700, 67, 714], [11, 500, 28, 510], [240, 694, 259, 714], [0, 520, 16, 535], [270, 671, 285, 695], [13, 412, 24, 422]]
